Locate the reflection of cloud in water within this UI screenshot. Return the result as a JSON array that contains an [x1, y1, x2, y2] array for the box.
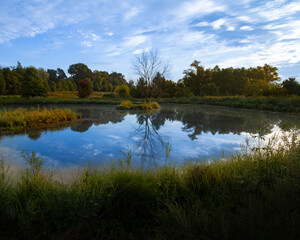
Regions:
[[0, 146, 24, 166], [83, 143, 94, 149], [43, 155, 60, 168], [132, 137, 141, 141], [93, 149, 101, 156], [107, 135, 121, 140]]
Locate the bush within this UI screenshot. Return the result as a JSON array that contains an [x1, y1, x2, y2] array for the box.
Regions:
[[114, 85, 130, 98], [78, 79, 93, 98]]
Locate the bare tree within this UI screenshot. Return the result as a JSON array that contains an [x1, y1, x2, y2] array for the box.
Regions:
[[134, 50, 169, 102]]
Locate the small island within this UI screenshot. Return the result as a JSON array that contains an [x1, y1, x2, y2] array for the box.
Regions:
[[0, 108, 80, 132], [117, 100, 160, 110]]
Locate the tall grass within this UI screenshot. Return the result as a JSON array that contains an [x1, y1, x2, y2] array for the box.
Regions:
[[0, 108, 79, 131], [160, 96, 300, 113], [0, 132, 299, 239]]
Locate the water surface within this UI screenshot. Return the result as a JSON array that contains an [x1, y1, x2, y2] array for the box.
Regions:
[[1, 104, 299, 169]]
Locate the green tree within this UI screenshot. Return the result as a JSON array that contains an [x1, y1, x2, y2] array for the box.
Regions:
[[114, 85, 130, 98], [0, 71, 6, 95], [68, 63, 93, 87], [282, 77, 300, 95], [2, 68, 21, 95], [109, 72, 127, 89], [21, 67, 48, 97]]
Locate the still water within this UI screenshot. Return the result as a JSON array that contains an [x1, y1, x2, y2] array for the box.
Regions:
[[0, 104, 299, 169]]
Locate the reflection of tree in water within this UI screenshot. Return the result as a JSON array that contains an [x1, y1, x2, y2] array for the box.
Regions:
[[130, 113, 167, 169], [28, 130, 42, 140], [68, 105, 128, 125], [151, 105, 300, 141], [70, 120, 93, 133]]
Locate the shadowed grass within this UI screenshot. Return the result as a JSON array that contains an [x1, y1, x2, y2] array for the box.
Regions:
[[0, 108, 80, 131], [0, 132, 299, 239], [160, 96, 300, 113]]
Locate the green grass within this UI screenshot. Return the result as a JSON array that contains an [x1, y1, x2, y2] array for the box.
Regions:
[[1, 93, 300, 113], [0, 132, 299, 239], [117, 100, 160, 110], [0, 108, 80, 132]]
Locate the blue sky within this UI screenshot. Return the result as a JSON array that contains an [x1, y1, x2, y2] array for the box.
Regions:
[[0, 0, 300, 81]]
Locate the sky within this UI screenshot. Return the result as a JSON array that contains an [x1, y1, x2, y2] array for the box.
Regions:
[[0, 0, 300, 81]]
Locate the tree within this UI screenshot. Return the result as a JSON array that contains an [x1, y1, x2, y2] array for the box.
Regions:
[[21, 67, 48, 97], [68, 63, 93, 87], [0, 71, 6, 94], [2, 68, 21, 95], [134, 50, 168, 102], [57, 68, 67, 80], [282, 77, 300, 95], [109, 72, 127, 89], [78, 79, 93, 98], [114, 85, 130, 98]]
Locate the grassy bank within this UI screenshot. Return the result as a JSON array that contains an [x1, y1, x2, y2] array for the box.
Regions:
[[0, 108, 80, 132], [0, 134, 299, 239], [160, 96, 300, 113], [1, 94, 300, 113]]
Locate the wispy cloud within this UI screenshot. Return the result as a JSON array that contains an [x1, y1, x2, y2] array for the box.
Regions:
[[124, 7, 141, 21], [175, 0, 226, 19], [123, 35, 147, 48], [0, 0, 299, 80]]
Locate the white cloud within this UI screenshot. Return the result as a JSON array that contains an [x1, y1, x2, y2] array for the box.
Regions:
[[124, 7, 140, 21], [81, 41, 92, 47], [211, 18, 227, 29], [194, 21, 210, 27], [107, 51, 121, 56], [105, 32, 114, 36], [133, 47, 150, 54], [240, 26, 253, 31], [91, 33, 100, 41], [123, 35, 146, 48], [175, 0, 226, 19]]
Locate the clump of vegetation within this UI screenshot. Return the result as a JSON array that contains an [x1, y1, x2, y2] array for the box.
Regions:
[[114, 85, 130, 98], [0, 132, 299, 239], [78, 79, 93, 98], [117, 100, 160, 110], [0, 108, 80, 131]]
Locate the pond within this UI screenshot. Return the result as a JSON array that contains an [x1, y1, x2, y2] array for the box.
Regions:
[[0, 104, 299, 170]]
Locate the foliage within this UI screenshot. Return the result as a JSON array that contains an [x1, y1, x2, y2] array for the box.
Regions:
[[117, 100, 160, 110], [0, 71, 5, 95], [282, 77, 300, 96], [114, 84, 130, 98], [0, 108, 79, 131], [68, 63, 93, 86], [78, 79, 93, 98], [21, 67, 48, 98]]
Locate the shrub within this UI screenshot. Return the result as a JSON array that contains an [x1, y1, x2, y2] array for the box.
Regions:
[[78, 79, 93, 98], [114, 85, 130, 98]]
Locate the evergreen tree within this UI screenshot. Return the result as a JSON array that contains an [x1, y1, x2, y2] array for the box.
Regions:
[[0, 71, 6, 95]]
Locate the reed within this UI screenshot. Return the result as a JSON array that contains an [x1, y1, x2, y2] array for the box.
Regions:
[[0, 108, 80, 131], [0, 132, 299, 239]]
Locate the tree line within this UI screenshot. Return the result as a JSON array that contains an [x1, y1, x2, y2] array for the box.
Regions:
[[0, 60, 299, 98], [0, 62, 126, 97]]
